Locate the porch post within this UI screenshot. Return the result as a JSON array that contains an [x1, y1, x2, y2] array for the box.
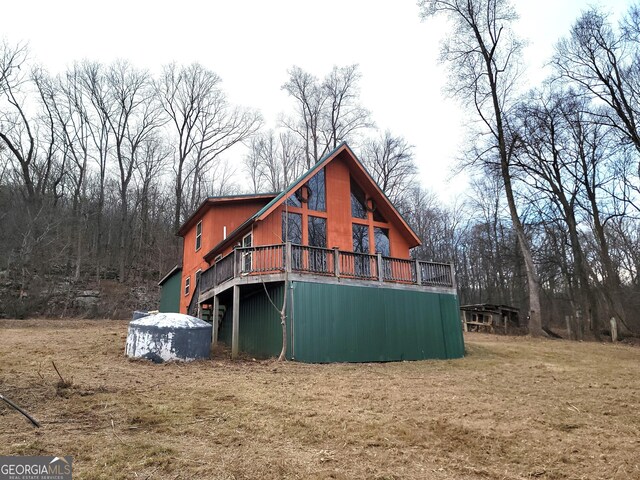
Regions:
[[377, 253, 383, 282], [285, 241, 292, 273], [212, 294, 219, 347], [450, 262, 457, 290], [231, 285, 240, 359], [333, 248, 340, 278], [415, 259, 422, 285], [233, 248, 238, 278]]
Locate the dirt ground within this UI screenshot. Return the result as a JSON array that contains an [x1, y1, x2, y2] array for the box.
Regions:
[[0, 320, 638, 480]]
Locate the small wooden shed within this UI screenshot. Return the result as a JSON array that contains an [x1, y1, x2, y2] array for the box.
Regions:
[[460, 303, 520, 333]]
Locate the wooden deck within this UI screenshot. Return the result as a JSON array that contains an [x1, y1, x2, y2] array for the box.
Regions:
[[196, 243, 454, 299], [188, 243, 456, 358]]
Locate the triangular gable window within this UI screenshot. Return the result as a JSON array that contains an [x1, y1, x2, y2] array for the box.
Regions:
[[285, 168, 326, 212]]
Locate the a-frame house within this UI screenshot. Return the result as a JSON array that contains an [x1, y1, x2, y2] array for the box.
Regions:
[[174, 143, 464, 362]]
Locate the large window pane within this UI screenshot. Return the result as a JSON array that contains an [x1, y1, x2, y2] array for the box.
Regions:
[[372, 203, 386, 222], [374, 227, 390, 256], [352, 224, 369, 253], [307, 168, 326, 211], [352, 223, 370, 277], [285, 191, 302, 208], [308, 216, 327, 247], [282, 212, 302, 244], [308, 216, 328, 273], [350, 178, 367, 219]]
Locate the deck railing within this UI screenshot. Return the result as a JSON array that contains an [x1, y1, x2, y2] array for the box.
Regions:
[[198, 242, 455, 294], [338, 251, 379, 281]]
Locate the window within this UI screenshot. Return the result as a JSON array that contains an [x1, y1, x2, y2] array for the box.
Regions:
[[350, 178, 367, 219], [374, 228, 390, 256], [285, 168, 326, 211], [285, 191, 302, 208], [308, 216, 327, 247], [352, 224, 369, 253], [307, 168, 326, 211], [195, 221, 202, 251], [195, 269, 202, 287], [184, 276, 190, 296], [352, 223, 371, 277], [241, 232, 252, 273], [372, 202, 387, 222], [282, 212, 302, 244], [308, 216, 328, 273]]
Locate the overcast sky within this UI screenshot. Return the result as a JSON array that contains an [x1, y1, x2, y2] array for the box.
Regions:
[[2, 0, 633, 201]]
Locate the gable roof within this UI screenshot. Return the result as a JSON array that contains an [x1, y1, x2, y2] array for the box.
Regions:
[[203, 142, 422, 262], [176, 193, 277, 237]]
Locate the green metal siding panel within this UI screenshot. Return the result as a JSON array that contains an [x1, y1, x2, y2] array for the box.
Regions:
[[439, 294, 465, 358], [159, 273, 181, 313], [218, 284, 287, 359], [290, 281, 464, 363]]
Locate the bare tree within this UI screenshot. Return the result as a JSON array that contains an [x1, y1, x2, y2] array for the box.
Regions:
[[554, 6, 640, 166], [360, 131, 417, 204], [513, 88, 596, 337], [282, 65, 372, 168], [0, 41, 38, 202], [243, 130, 304, 193], [282, 66, 326, 168], [419, 0, 544, 335], [102, 61, 163, 282], [156, 63, 261, 230], [322, 65, 373, 149]]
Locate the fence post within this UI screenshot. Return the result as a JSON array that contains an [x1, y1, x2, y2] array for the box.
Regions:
[[333, 248, 340, 278], [285, 242, 292, 273], [415, 259, 421, 285], [377, 253, 383, 282], [213, 262, 218, 287]]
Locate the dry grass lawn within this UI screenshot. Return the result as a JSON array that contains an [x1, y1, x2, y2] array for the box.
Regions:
[[0, 319, 639, 480]]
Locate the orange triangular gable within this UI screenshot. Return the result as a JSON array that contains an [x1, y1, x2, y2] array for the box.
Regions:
[[255, 142, 421, 248]]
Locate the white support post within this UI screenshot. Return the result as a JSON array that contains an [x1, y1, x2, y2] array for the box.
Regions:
[[333, 248, 340, 278], [415, 259, 421, 285], [231, 285, 240, 359], [377, 253, 383, 282]]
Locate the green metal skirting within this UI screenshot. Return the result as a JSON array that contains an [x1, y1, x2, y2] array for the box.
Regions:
[[290, 281, 464, 362], [218, 284, 285, 358], [218, 280, 464, 362]]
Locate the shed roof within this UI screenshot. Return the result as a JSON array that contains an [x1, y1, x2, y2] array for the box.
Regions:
[[158, 265, 182, 286]]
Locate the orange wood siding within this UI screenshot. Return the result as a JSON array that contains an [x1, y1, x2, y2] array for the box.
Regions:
[[253, 205, 286, 246], [326, 157, 353, 250], [180, 199, 270, 313]]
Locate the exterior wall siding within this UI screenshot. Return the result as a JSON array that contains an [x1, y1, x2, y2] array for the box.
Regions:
[[289, 281, 464, 363], [159, 272, 181, 313], [180, 199, 270, 313]]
